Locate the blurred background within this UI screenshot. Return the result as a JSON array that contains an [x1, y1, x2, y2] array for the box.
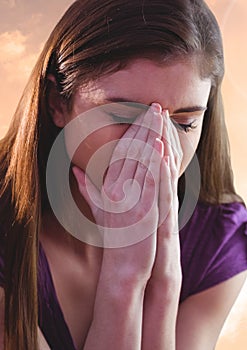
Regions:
[[0, 0, 246, 348]]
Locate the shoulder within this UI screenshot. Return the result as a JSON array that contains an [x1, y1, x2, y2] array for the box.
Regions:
[[181, 200, 247, 233], [180, 200, 247, 302], [180, 200, 247, 248]]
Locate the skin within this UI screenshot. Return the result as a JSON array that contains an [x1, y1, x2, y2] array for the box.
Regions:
[[38, 59, 246, 350], [58, 59, 210, 189]]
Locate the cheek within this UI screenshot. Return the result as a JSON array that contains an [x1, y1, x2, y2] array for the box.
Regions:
[[178, 129, 202, 175], [65, 124, 128, 186]]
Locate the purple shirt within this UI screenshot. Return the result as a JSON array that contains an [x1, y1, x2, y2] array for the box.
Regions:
[[1, 201, 247, 349]]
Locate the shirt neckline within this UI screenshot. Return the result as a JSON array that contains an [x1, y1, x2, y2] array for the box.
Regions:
[[38, 242, 77, 350]]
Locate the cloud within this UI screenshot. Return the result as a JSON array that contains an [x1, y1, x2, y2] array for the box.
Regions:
[[0, 29, 40, 131], [1, 0, 17, 8], [0, 30, 26, 58], [0, 30, 39, 82]]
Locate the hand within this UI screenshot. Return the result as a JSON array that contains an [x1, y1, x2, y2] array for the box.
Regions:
[[147, 109, 182, 293], [141, 111, 182, 350], [73, 103, 164, 286]]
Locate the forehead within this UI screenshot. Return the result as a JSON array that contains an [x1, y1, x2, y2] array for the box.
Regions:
[[74, 59, 211, 112]]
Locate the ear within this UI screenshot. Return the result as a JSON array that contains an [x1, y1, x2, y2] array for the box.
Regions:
[[47, 74, 68, 128]]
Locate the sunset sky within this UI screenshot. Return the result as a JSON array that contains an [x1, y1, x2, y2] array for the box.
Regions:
[[0, 0, 246, 348]]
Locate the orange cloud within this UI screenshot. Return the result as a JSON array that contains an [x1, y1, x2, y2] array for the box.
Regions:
[[1, 0, 16, 8], [0, 29, 39, 137], [0, 30, 37, 82], [0, 30, 26, 57]]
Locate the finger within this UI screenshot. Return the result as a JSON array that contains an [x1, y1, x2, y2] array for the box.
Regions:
[[104, 111, 146, 186], [165, 111, 183, 170], [158, 156, 172, 227], [120, 104, 162, 181], [130, 103, 163, 149], [116, 104, 154, 179], [140, 137, 163, 204], [107, 103, 162, 186], [133, 109, 163, 188], [161, 115, 180, 237], [162, 111, 180, 182], [160, 116, 180, 234]]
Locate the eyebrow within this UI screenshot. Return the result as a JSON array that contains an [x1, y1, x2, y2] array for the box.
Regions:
[[105, 97, 207, 115], [171, 106, 207, 115]]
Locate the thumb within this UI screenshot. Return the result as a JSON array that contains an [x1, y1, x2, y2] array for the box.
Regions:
[[72, 166, 101, 212]]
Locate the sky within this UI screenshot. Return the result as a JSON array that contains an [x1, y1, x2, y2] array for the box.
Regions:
[[0, 0, 246, 348]]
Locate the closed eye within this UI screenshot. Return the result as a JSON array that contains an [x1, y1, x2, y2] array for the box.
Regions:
[[109, 113, 139, 124], [104, 102, 147, 124], [171, 119, 198, 133]]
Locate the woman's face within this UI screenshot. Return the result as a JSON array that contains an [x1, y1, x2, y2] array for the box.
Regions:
[[58, 59, 211, 187]]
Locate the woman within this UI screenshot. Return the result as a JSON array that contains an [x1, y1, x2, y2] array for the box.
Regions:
[[0, 0, 246, 349]]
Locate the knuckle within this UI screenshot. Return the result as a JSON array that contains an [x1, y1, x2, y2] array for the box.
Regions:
[[145, 172, 156, 186], [138, 158, 148, 169], [103, 185, 120, 202], [128, 146, 142, 160], [113, 140, 129, 158]]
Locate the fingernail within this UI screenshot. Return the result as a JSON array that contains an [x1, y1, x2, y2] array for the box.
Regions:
[[162, 109, 169, 118], [151, 103, 162, 113], [155, 138, 164, 156]]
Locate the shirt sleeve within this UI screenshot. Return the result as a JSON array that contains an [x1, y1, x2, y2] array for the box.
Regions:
[[180, 202, 247, 302]]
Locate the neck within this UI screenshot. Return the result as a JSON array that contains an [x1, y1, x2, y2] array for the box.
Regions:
[[40, 168, 97, 252]]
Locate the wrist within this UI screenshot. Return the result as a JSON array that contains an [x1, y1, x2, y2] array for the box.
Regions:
[[99, 252, 152, 293], [145, 274, 182, 303], [85, 276, 145, 350], [97, 270, 147, 302]]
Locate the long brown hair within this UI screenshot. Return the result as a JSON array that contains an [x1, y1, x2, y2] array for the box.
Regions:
[[0, 0, 242, 348]]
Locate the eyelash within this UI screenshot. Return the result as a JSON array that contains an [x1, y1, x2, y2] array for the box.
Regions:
[[110, 114, 198, 133], [174, 121, 198, 133], [109, 113, 138, 124]]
